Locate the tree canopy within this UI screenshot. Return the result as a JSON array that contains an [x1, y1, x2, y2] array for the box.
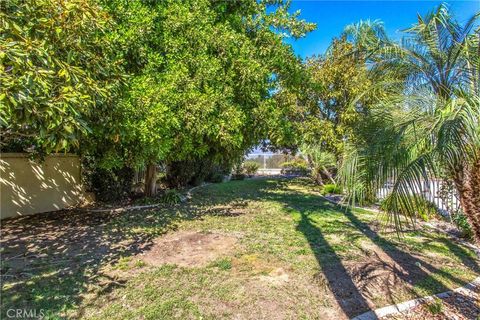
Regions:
[[1, 0, 121, 154]]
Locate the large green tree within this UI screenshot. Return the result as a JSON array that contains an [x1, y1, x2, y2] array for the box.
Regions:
[[96, 0, 314, 194], [0, 0, 121, 153]]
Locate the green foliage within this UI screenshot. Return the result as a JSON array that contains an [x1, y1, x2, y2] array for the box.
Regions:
[[207, 173, 225, 184], [281, 158, 309, 176], [85, 165, 134, 202], [2, 0, 315, 192], [0, 0, 121, 153], [380, 195, 438, 222], [243, 161, 260, 176], [339, 4, 480, 235], [301, 144, 337, 185], [452, 213, 474, 240], [96, 0, 315, 175], [426, 297, 444, 315], [231, 159, 246, 180], [161, 189, 182, 205], [302, 38, 374, 153], [321, 184, 343, 195], [211, 258, 232, 271]]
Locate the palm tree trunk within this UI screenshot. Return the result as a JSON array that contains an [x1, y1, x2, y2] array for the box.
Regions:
[[454, 159, 480, 244], [145, 163, 157, 197]]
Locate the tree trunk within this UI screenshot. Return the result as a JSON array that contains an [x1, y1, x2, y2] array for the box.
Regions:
[[322, 166, 336, 184], [145, 163, 157, 197], [313, 168, 324, 185], [453, 159, 480, 244]]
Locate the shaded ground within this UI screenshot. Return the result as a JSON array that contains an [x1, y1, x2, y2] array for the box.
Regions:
[[383, 284, 479, 319], [1, 178, 478, 319]]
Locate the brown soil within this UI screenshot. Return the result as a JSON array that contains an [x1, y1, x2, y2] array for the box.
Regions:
[[258, 267, 290, 285], [137, 231, 239, 267]]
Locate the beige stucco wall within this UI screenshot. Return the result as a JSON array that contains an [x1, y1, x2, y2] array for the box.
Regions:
[[0, 153, 84, 219]]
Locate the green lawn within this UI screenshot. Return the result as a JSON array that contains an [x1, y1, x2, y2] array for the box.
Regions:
[[1, 178, 478, 319]]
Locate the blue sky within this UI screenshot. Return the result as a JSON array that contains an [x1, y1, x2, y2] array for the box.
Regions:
[[284, 1, 479, 58]]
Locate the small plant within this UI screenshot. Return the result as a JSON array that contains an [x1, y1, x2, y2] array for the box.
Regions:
[[230, 160, 246, 180], [114, 257, 132, 271], [162, 189, 182, 205], [134, 259, 147, 268], [281, 158, 309, 176], [211, 258, 232, 270], [321, 184, 342, 195], [426, 297, 444, 315], [452, 212, 473, 240], [243, 161, 260, 176]]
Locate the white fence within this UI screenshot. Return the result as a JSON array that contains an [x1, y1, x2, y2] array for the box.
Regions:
[[245, 153, 295, 171], [377, 179, 460, 215]]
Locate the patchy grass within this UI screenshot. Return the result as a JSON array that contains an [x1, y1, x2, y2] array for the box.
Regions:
[[1, 178, 478, 319]]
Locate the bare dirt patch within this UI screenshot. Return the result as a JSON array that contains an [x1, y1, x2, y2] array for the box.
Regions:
[[137, 231, 238, 267], [258, 267, 290, 286]]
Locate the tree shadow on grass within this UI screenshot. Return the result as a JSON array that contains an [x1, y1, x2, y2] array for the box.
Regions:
[[296, 211, 373, 318], [435, 236, 480, 274], [257, 179, 476, 319], [0, 208, 184, 319], [341, 207, 470, 289], [1, 178, 477, 319]]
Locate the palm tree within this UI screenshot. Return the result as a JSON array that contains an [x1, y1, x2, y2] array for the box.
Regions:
[[340, 4, 480, 243], [301, 144, 337, 185]]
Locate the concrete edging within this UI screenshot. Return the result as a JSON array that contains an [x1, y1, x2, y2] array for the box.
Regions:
[[352, 277, 480, 320]]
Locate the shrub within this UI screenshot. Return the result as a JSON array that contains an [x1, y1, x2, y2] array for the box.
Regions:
[[86, 166, 134, 202], [231, 173, 246, 180], [207, 173, 224, 183], [166, 158, 232, 187], [161, 189, 182, 205], [380, 195, 438, 222], [281, 158, 309, 176], [243, 161, 260, 176], [452, 213, 473, 240], [321, 184, 342, 195]]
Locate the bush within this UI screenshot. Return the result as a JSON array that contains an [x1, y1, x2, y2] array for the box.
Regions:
[[86, 166, 134, 202], [281, 158, 309, 176], [243, 161, 260, 176], [166, 158, 232, 187], [161, 189, 182, 205], [452, 213, 473, 240], [207, 173, 224, 183], [321, 184, 342, 195], [380, 195, 438, 222]]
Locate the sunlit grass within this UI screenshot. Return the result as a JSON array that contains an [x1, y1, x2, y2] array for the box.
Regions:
[[2, 178, 478, 319]]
